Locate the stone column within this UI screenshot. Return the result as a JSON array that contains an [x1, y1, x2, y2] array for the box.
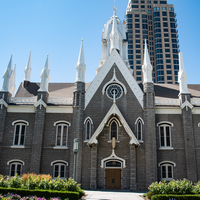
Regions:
[[90, 144, 97, 189], [130, 144, 137, 190], [70, 81, 85, 183], [0, 92, 11, 160], [30, 91, 48, 174], [181, 94, 197, 182], [143, 82, 157, 188]]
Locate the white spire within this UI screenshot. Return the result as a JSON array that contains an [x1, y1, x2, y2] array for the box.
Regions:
[[9, 64, 16, 96], [178, 52, 190, 94], [1, 55, 13, 92], [75, 39, 86, 82], [142, 40, 153, 84], [24, 51, 32, 82], [110, 2, 120, 52], [38, 55, 50, 92]]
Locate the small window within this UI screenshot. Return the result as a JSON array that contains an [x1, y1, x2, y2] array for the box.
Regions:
[[159, 124, 172, 148], [10, 162, 22, 176], [84, 118, 93, 140], [54, 163, 66, 178], [161, 164, 173, 181], [136, 119, 143, 141], [13, 123, 27, 146], [54, 121, 71, 147]]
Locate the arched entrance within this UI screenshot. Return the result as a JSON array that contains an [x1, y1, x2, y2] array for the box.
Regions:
[[105, 160, 122, 189]]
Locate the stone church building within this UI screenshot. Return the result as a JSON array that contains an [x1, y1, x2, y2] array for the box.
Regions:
[[0, 6, 200, 190]]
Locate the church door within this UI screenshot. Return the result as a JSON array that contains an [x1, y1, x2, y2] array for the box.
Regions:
[[105, 169, 121, 189]]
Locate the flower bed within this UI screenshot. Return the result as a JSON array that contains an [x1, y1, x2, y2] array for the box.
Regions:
[[144, 179, 200, 200], [0, 174, 84, 200]]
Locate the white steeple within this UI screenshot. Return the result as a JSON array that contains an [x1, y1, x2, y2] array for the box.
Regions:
[[9, 64, 16, 96], [75, 39, 86, 82], [110, 2, 120, 52], [24, 51, 32, 82], [178, 52, 190, 94], [1, 55, 16, 96], [142, 40, 153, 84], [38, 55, 50, 92]]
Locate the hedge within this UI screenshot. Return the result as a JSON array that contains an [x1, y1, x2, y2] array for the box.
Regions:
[[0, 187, 79, 200], [151, 194, 200, 200]]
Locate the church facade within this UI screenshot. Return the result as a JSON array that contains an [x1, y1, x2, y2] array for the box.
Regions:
[[0, 6, 200, 190]]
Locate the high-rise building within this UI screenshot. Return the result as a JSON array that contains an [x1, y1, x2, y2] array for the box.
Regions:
[[125, 0, 179, 84]]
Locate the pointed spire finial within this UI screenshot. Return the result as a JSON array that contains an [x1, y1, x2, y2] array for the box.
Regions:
[[142, 39, 153, 84], [24, 51, 32, 82], [38, 54, 50, 92], [178, 52, 190, 94], [75, 39, 86, 83], [113, 1, 117, 15]]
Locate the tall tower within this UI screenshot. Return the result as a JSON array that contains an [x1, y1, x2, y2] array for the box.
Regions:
[[125, 0, 179, 84]]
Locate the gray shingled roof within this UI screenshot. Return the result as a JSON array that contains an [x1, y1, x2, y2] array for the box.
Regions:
[[15, 82, 200, 99]]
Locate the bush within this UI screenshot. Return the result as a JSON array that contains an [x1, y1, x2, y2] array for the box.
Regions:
[[151, 194, 200, 200], [0, 187, 79, 200], [0, 174, 85, 198], [148, 179, 194, 195]]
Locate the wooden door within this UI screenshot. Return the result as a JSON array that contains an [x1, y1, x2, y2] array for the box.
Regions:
[[105, 169, 121, 189]]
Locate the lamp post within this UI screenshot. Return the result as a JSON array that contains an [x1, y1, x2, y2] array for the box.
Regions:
[[73, 138, 79, 181]]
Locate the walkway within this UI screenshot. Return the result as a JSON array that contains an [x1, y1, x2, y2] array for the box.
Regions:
[[83, 190, 144, 200]]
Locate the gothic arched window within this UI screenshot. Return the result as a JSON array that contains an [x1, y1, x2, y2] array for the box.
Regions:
[[135, 117, 144, 142], [110, 121, 118, 140], [84, 117, 93, 141]]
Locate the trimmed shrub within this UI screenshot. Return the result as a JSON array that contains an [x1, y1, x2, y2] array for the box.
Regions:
[[0, 187, 79, 200], [148, 179, 193, 195], [151, 194, 200, 200]]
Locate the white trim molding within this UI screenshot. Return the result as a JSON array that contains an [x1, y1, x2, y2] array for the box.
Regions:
[[157, 121, 174, 127], [102, 68, 127, 95], [85, 49, 143, 108], [53, 121, 71, 126], [88, 103, 139, 145], [7, 159, 25, 166], [191, 98, 200, 106], [158, 161, 176, 167], [181, 100, 193, 110], [0, 98, 8, 109], [106, 117, 122, 127], [34, 99, 47, 109], [155, 98, 180, 106], [155, 107, 182, 114], [46, 106, 73, 113], [9, 97, 37, 104], [100, 149, 126, 168], [12, 120, 29, 126], [135, 117, 144, 125], [84, 116, 93, 125], [7, 105, 35, 113], [47, 97, 73, 105], [50, 160, 68, 166]]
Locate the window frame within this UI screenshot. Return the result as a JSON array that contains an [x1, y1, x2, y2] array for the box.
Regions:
[[7, 159, 25, 177], [135, 117, 144, 142], [13, 122, 27, 146], [51, 160, 68, 179], [109, 120, 119, 141], [54, 121, 71, 148], [161, 164, 173, 181], [158, 122, 173, 149]]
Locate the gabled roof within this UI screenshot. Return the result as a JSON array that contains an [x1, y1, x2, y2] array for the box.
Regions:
[[88, 103, 140, 145], [85, 49, 144, 108]]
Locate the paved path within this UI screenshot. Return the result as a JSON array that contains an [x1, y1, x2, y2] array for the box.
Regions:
[[83, 190, 144, 200]]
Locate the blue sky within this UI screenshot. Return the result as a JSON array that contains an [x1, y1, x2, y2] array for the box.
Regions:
[[0, 0, 199, 92]]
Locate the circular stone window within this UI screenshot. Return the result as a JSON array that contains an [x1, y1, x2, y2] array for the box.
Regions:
[[106, 84, 123, 100]]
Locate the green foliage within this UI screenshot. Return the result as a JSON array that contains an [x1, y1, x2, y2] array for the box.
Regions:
[[0, 187, 79, 200], [0, 174, 84, 198], [148, 179, 193, 195], [194, 181, 200, 194], [146, 192, 153, 199], [151, 194, 200, 200]]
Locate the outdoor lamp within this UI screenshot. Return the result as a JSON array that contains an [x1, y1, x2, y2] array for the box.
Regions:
[[73, 138, 79, 153]]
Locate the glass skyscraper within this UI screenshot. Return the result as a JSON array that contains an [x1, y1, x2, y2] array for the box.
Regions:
[[125, 0, 179, 84]]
